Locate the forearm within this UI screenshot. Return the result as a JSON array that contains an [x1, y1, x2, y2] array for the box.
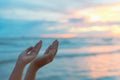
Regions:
[[24, 63, 38, 80], [9, 60, 25, 80], [24, 57, 51, 80]]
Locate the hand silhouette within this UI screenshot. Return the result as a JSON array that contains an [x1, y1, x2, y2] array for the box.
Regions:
[[33, 40, 59, 69], [9, 40, 42, 80], [24, 40, 59, 80], [18, 40, 42, 65]]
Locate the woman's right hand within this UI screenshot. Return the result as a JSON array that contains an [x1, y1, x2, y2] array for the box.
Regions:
[[32, 40, 59, 70]]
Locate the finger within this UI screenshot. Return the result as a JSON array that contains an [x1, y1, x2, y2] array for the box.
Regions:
[[24, 46, 34, 54], [51, 40, 59, 49], [34, 40, 42, 52], [46, 49, 56, 63], [44, 45, 52, 54], [52, 40, 58, 46], [47, 42, 59, 59], [31, 40, 42, 55], [51, 40, 59, 56], [44, 40, 58, 55], [53, 42, 59, 56]]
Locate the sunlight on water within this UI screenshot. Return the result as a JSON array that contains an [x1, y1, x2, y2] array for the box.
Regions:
[[86, 53, 120, 79], [0, 38, 120, 80], [59, 45, 120, 54]]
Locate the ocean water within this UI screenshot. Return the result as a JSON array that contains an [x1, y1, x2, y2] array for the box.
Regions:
[[0, 37, 120, 80]]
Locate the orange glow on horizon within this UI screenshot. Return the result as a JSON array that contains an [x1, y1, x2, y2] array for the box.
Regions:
[[41, 34, 78, 38]]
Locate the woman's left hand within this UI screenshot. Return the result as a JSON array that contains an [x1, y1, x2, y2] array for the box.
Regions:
[[18, 40, 42, 65]]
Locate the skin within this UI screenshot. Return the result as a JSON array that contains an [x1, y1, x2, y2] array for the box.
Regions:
[[9, 40, 42, 80], [24, 40, 59, 80], [9, 40, 59, 80]]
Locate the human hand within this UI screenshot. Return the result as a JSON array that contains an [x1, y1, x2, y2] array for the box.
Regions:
[[18, 40, 42, 65], [31, 40, 59, 70]]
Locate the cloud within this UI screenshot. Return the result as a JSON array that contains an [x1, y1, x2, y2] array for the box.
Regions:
[[0, 0, 120, 38], [69, 18, 85, 23], [66, 3, 120, 22], [0, 8, 65, 22], [0, 18, 58, 37]]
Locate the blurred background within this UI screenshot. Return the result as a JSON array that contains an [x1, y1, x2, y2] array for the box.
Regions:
[[0, 0, 120, 80]]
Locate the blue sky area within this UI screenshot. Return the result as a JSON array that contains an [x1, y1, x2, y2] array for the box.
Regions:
[[0, 0, 120, 38]]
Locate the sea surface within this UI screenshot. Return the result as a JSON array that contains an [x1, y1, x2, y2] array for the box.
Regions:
[[0, 37, 120, 80]]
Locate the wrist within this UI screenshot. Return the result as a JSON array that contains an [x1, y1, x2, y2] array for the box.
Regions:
[[16, 59, 26, 68], [29, 62, 38, 72], [24, 62, 37, 80]]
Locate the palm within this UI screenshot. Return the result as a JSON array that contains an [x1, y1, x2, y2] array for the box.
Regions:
[[33, 40, 59, 69], [20, 51, 36, 64], [19, 41, 42, 64]]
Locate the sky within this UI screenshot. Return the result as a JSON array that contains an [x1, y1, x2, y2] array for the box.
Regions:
[[0, 0, 120, 38]]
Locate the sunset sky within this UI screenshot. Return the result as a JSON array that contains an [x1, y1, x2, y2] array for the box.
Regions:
[[0, 0, 120, 38]]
